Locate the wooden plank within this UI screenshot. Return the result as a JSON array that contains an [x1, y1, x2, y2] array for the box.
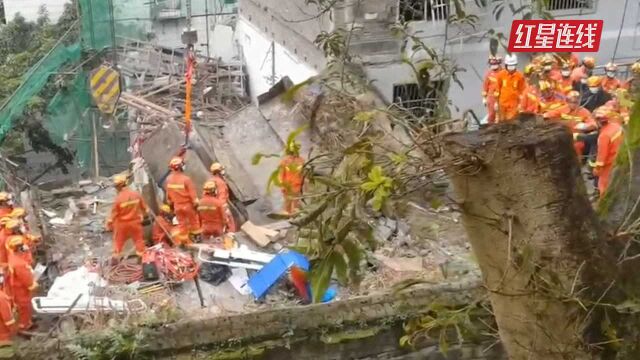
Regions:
[[240, 221, 273, 247]]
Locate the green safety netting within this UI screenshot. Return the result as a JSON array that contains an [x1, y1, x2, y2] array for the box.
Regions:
[[0, 43, 81, 142], [79, 0, 152, 50], [0, 0, 238, 173]]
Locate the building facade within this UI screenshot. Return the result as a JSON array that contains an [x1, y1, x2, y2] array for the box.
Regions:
[[235, 0, 640, 115]]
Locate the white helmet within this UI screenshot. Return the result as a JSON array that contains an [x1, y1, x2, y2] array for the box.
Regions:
[[504, 54, 518, 66]]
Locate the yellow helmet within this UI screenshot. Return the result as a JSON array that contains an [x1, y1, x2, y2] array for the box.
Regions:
[[203, 180, 217, 192], [539, 80, 553, 92], [160, 204, 172, 214], [10, 207, 25, 219], [0, 192, 9, 202], [567, 91, 580, 102], [594, 107, 611, 119], [632, 62, 640, 74], [113, 174, 128, 187], [524, 64, 536, 76], [583, 56, 596, 69], [6, 235, 25, 251], [587, 76, 602, 87], [169, 157, 184, 170], [210, 162, 224, 173], [5, 220, 20, 231], [0, 217, 11, 227]]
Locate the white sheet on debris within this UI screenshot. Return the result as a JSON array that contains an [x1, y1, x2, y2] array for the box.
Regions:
[[47, 266, 107, 299]]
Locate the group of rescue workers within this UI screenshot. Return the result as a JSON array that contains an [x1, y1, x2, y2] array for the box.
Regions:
[[482, 52, 639, 196], [106, 139, 305, 263], [0, 126, 307, 347], [0, 193, 43, 346]]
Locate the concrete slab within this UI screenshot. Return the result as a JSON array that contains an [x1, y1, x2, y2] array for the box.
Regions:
[[222, 106, 284, 222]]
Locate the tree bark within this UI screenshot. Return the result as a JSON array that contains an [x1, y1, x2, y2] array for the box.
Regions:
[[444, 119, 620, 359]]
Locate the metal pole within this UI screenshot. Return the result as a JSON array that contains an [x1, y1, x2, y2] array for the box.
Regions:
[[92, 113, 100, 178], [612, 0, 630, 62], [205, 0, 210, 58], [108, 0, 118, 66], [271, 41, 275, 85]]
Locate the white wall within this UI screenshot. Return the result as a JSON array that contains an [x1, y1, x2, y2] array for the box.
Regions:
[[235, 16, 318, 102], [4, 0, 67, 22]]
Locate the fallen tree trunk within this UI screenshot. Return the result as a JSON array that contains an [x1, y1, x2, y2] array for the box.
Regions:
[[444, 119, 621, 359]]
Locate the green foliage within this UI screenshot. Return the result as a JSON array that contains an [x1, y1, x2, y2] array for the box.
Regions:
[[361, 166, 393, 211], [400, 303, 490, 352], [65, 326, 149, 360], [0, 4, 78, 170]]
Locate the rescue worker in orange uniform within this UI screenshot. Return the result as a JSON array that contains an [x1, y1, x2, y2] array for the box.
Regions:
[[3, 220, 35, 266], [7, 235, 37, 331], [563, 52, 580, 69], [601, 62, 622, 94], [107, 174, 148, 259], [580, 76, 612, 112], [592, 108, 624, 196], [570, 56, 596, 84], [496, 54, 526, 122], [279, 141, 305, 214], [0, 272, 16, 347], [544, 91, 595, 158], [538, 81, 566, 114], [0, 194, 13, 218], [198, 181, 228, 239], [519, 64, 540, 114], [603, 97, 630, 125], [624, 62, 640, 95], [0, 219, 12, 271], [151, 204, 174, 246], [558, 62, 574, 95], [539, 54, 562, 86], [10, 208, 28, 233], [165, 157, 201, 238], [170, 225, 191, 247], [482, 56, 502, 124], [209, 163, 237, 232]]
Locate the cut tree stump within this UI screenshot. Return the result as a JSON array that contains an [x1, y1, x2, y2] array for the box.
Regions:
[[444, 119, 620, 360]]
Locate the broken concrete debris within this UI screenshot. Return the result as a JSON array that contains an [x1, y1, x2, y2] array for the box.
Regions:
[[240, 220, 279, 247]]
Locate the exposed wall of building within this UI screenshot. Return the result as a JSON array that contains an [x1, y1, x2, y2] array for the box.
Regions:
[[4, 0, 68, 22], [235, 16, 318, 101], [237, 0, 640, 118]]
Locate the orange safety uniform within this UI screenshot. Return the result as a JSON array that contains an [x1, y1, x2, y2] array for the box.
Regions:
[[539, 94, 566, 114], [519, 85, 540, 114], [8, 247, 37, 330], [594, 121, 624, 195], [198, 194, 227, 238], [151, 216, 173, 245], [170, 225, 191, 246], [496, 69, 526, 122], [0, 207, 12, 219], [109, 187, 147, 257], [602, 77, 621, 94], [544, 104, 595, 157], [0, 289, 15, 345], [211, 174, 237, 232], [482, 69, 501, 124], [558, 76, 574, 95], [279, 155, 305, 214], [165, 172, 201, 235], [570, 65, 589, 84]]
